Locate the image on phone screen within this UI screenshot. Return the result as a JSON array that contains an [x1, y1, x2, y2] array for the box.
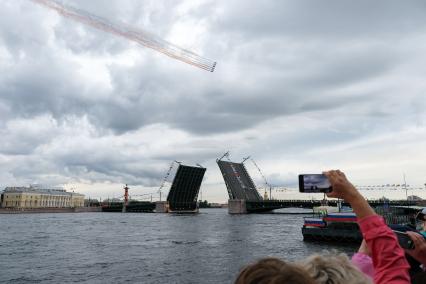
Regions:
[[299, 174, 332, 193]]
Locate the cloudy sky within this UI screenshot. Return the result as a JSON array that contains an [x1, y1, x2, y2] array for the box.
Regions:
[[1, 0, 426, 202]]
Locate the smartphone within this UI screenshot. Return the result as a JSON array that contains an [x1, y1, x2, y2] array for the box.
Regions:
[[298, 174, 332, 193], [393, 230, 415, 250]]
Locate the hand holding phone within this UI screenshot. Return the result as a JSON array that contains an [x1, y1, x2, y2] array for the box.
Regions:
[[298, 174, 332, 193], [393, 230, 415, 250], [322, 170, 363, 204], [405, 231, 426, 266]]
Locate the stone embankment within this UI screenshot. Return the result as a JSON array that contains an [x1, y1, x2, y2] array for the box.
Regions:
[[0, 207, 102, 214]]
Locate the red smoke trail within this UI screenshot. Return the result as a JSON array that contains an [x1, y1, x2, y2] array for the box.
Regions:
[[30, 0, 217, 72]]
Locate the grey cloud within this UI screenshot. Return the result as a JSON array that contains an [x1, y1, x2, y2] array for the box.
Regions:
[[2, 132, 168, 187], [213, 0, 426, 40], [1, 0, 410, 137]]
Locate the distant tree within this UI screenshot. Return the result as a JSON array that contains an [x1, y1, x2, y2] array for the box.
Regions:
[[198, 200, 211, 208], [84, 199, 100, 207]]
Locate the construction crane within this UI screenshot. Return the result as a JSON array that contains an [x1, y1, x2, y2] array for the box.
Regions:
[[216, 151, 230, 162], [242, 157, 273, 200], [29, 0, 217, 72], [157, 160, 180, 201]]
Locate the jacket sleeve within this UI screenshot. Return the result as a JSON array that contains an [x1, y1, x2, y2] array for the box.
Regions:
[[358, 215, 410, 284]]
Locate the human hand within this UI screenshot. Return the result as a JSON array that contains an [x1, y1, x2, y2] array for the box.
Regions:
[[358, 239, 371, 257], [405, 231, 426, 267], [323, 170, 360, 202]]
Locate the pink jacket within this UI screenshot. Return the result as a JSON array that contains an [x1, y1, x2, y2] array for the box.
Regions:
[[352, 252, 374, 280], [357, 215, 410, 284]]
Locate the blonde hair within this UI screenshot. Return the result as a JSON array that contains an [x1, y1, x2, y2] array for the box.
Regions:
[[235, 257, 315, 284], [300, 253, 372, 284]]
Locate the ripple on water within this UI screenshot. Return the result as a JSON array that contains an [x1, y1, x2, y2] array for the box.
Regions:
[[0, 209, 357, 283], [171, 240, 200, 245]]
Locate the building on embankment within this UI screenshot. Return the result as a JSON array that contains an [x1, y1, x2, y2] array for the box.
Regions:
[[0, 185, 84, 209]]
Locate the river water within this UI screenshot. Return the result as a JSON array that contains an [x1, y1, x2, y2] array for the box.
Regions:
[[0, 209, 357, 283]]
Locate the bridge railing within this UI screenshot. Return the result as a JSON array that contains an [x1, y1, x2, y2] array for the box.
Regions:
[[243, 199, 420, 210]]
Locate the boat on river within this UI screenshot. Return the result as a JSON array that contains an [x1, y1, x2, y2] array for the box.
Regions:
[[302, 211, 361, 242], [302, 203, 423, 243]]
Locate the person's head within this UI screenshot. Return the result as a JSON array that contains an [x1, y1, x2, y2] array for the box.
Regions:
[[234, 257, 315, 284], [416, 208, 426, 230], [300, 253, 372, 284]]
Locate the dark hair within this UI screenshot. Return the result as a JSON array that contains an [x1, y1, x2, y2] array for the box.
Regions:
[[234, 258, 315, 284], [416, 212, 426, 221]]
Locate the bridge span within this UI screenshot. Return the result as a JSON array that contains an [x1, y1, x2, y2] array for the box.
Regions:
[[102, 163, 206, 213], [241, 199, 422, 213]]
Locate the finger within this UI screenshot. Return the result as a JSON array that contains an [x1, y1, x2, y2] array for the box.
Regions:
[[407, 232, 424, 247], [325, 192, 337, 199], [332, 171, 342, 180], [407, 231, 423, 242], [323, 171, 335, 183], [323, 171, 331, 177], [413, 235, 424, 246], [336, 170, 346, 178], [324, 170, 338, 182]]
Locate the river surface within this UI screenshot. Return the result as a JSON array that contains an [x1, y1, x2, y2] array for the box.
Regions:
[[0, 209, 357, 283]]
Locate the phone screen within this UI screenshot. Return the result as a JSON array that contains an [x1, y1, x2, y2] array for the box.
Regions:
[[299, 174, 332, 193]]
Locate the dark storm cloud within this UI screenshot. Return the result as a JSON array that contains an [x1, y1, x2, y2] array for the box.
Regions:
[[213, 0, 426, 39], [75, 43, 396, 135], [0, 0, 410, 136]]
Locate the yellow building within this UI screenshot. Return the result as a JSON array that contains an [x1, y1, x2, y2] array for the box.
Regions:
[[0, 186, 84, 209]]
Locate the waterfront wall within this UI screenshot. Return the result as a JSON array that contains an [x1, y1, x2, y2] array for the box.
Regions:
[[0, 207, 101, 214], [228, 199, 247, 214], [74, 207, 102, 213], [155, 201, 169, 213]]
